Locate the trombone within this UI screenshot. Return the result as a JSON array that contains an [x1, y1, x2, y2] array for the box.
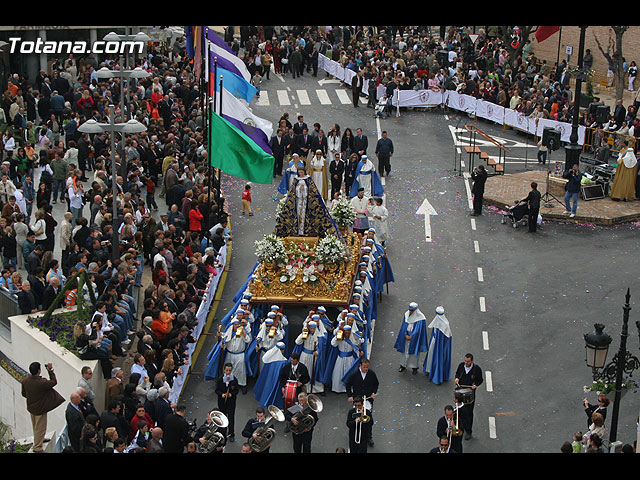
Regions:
[[354, 395, 371, 445]]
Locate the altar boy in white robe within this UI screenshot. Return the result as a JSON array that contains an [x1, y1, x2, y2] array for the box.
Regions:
[[294, 320, 324, 393], [222, 318, 252, 394]]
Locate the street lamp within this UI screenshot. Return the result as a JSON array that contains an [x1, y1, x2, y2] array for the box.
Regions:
[[78, 108, 147, 263], [584, 323, 612, 371], [583, 288, 640, 446]]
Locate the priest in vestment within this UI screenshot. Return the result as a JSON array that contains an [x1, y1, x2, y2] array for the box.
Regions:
[[610, 144, 638, 201], [310, 150, 329, 201]]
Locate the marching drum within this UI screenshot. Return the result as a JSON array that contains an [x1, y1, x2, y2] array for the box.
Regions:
[[454, 387, 475, 404], [284, 380, 298, 410]]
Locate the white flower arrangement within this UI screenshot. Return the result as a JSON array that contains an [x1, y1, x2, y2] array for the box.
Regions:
[[275, 196, 288, 216], [331, 195, 357, 228], [255, 234, 287, 265], [315, 234, 348, 265]]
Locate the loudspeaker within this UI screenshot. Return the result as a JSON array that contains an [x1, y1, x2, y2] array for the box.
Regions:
[[596, 105, 610, 124], [542, 127, 561, 151], [581, 184, 605, 201]]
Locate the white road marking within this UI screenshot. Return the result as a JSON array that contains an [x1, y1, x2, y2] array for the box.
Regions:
[[297, 89, 311, 105], [474, 240, 480, 253], [471, 218, 476, 230], [277, 90, 290, 105], [336, 89, 352, 105], [482, 331, 489, 350], [479, 296, 486, 312], [316, 89, 331, 105], [256, 91, 269, 106], [485, 370, 493, 392], [489, 417, 497, 438], [477, 267, 484, 282], [416, 198, 438, 243]]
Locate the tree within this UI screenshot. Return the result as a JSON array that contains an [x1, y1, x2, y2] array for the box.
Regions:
[[495, 26, 537, 72], [593, 26, 629, 102]]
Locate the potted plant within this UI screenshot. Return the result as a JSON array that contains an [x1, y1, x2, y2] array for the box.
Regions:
[[583, 377, 639, 401]]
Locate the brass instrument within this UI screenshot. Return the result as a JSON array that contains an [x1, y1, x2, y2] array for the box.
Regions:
[[354, 396, 371, 445], [235, 325, 244, 337], [451, 406, 463, 437], [198, 410, 229, 453], [301, 324, 309, 340], [248, 405, 285, 453], [268, 325, 277, 338], [336, 326, 344, 341], [288, 394, 323, 435]]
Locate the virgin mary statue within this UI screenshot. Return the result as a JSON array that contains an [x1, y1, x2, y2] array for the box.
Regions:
[[274, 166, 342, 238]]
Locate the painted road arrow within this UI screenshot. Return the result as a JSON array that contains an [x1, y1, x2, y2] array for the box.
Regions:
[[416, 198, 438, 242], [317, 78, 342, 86]]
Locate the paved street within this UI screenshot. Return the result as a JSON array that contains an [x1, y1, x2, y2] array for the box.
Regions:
[[177, 69, 640, 453]]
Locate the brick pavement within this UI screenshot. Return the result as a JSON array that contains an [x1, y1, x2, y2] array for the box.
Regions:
[[482, 169, 640, 225]]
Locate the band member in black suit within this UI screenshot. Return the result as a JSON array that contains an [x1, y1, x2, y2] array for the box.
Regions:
[[436, 405, 463, 454], [216, 363, 239, 441], [429, 436, 458, 453], [242, 406, 271, 453], [454, 353, 483, 439], [270, 129, 288, 177], [283, 392, 318, 453], [345, 358, 379, 447], [346, 395, 372, 453], [296, 128, 313, 159], [279, 352, 310, 398], [329, 152, 345, 199], [470, 165, 487, 216]]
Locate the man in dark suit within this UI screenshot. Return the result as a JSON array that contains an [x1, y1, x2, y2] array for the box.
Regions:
[[470, 165, 487, 216], [154, 387, 174, 431], [614, 99, 626, 128], [296, 128, 313, 159], [42, 276, 62, 311], [270, 129, 287, 177], [429, 436, 458, 453], [216, 363, 239, 441], [354, 128, 368, 157], [311, 129, 328, 157], [18, 280, 37, 314], [162, 404, 191, 453], [293, 115, 307, 136], [100, 398, 129, 442], [351, 71, 364, 108], [454, 353, 483, 439], [65, 392, 85, 452], [279, 353, 310, 400], [329, 152, 345, 199], [345, 358, 379, 447]]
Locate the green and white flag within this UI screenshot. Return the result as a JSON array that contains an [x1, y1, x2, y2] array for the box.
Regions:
[[209, 111, 275, 185]]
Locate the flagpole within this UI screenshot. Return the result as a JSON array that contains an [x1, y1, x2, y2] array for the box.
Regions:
[[216, 75, 223, 209], [208, 54, 218, 247]]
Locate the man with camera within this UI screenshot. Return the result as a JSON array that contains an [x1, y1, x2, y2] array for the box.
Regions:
[[563, 163, 583, 218], [21, 361, 65, 453], [470, 165, 487, 216]]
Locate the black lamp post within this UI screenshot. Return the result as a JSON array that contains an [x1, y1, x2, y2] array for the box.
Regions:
[[564, 26, 587, 173], [584, 289, 640, 446]]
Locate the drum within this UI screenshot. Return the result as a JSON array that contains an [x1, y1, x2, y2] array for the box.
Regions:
[[455, 387, 475, 404], [284, 380, 298, 410]]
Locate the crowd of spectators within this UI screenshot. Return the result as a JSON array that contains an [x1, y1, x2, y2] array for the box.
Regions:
[[2, 29, 233, 452]]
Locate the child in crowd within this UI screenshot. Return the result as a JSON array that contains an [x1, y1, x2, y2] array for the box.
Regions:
[[242, 184, 253, 216]]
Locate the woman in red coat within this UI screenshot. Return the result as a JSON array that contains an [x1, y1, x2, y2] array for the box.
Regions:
[[188, 200, 204, 232]]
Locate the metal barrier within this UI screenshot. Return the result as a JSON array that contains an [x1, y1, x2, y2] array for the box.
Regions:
[[0, 286, 19, 330], [582, 127, 640, 156]]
